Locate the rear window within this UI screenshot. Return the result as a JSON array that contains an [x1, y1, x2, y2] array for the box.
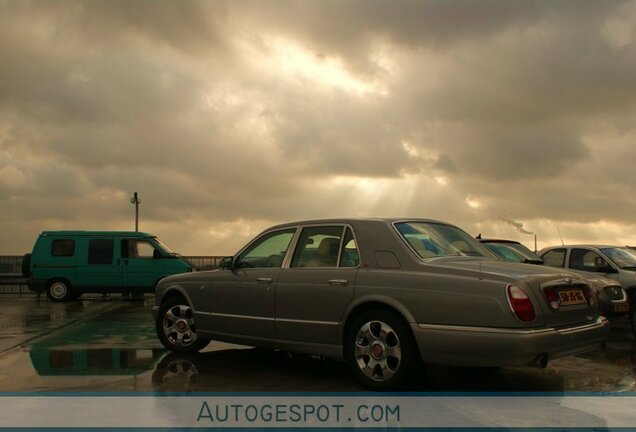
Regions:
[[51, 240, 75, 257], [88, 239, 114, 265]]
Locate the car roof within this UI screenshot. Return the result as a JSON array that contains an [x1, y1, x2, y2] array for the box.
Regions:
[[264, 217, 451, 230], [41, 231, 154, 237], [543, 244, 624, 250]]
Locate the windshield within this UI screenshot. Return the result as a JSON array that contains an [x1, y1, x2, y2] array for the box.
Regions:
[[600, 247, 636, 269], [395, 222, 495, 259], [153, 237, 176, 254]]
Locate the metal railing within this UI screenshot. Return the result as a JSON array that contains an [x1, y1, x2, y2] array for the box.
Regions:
[[0, 255, 226, 295]]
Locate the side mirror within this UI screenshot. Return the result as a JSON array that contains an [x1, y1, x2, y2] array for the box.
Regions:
[[153, 249, 162, 259], [219, 256, 234, 270]]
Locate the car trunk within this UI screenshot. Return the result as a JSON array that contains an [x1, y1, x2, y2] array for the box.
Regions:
[[433, 257, 598, 328]]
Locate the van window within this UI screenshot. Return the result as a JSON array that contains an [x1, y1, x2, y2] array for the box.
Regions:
[[122, 240, 156, 259], [88, 239, 114, 265], [51, 240, 75, 257]]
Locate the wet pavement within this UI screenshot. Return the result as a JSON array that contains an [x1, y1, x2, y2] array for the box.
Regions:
[[0, 295, 635, 393]]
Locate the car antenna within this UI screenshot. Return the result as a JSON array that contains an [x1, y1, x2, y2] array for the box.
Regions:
[[556, 224, 565, 246], [476, 233, 482, 239]]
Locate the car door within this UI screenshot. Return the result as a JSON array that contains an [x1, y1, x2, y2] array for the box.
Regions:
[[276, 225, 359, 344], [568, 248, 620, 282], [207, 228, 297, 339]]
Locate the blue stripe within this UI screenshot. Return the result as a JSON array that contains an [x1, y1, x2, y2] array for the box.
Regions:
[[0, 391, 635, 397]]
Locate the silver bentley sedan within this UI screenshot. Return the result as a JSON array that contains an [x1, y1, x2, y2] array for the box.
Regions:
[[153, 218, 609, 389]]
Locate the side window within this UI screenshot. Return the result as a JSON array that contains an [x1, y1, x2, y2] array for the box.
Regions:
[[291, 226, 344, 268], [236, 229, 296, 269], [339, 227, 360, 268], [122, 240, 156, 258], [88, 239, 114, 265], [542, 249, 566, 267], [569, 249, 605, 272], [51, 240, 75, 257]]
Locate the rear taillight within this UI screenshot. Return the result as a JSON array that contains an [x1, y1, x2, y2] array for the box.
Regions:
[[507, 285, 536, 322], [543, 287, 560, 310], [582, 285, 596, 307]]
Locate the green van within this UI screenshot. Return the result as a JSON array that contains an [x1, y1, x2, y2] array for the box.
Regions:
[[23, 231, 193, 301]]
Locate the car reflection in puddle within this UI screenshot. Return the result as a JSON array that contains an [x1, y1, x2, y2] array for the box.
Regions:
[[30, 347, 166, 376], [152, 348, 361, 391], [151, 345, 636, 393]]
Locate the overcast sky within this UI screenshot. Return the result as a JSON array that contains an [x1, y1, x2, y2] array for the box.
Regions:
[[1, 0, 636, 255]]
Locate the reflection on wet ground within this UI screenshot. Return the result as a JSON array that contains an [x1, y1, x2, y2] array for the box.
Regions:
[[0, 295, 635, 392]]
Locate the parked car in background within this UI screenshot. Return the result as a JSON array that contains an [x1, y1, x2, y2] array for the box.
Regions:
[[480, 239, 628, 318], [23, 231, 193, 301], [153, 218, 608, 389], [538, 245, 636, 336]]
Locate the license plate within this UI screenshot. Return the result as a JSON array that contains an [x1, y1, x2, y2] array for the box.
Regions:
[[613, 302, 629, 313], [559, 289, 586, 306]]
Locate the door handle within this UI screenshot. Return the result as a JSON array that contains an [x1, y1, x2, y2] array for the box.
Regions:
[[257, 277, 273, 284], [328, 279, 348, 286]]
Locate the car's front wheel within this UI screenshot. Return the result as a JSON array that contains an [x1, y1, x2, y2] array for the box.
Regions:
[[345, 308, 420, 390], [156, 297, 210, 353]]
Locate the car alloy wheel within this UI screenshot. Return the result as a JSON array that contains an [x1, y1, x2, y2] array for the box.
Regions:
[[163, 304, 199, 347], [345, 308, 419, 390], [354, 320, 402, 382], [156, 297, 210, 353]]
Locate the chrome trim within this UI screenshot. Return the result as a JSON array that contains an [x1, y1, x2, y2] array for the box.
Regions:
[[417, 316, 607, 335], [200, 311, 275, 322], [555, 317, 608, 335], [276, 318, 339, 326], [199, 311, 338, 326]]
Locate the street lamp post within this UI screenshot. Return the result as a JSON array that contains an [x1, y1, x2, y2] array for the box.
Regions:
[[130, 192, 141, 232]]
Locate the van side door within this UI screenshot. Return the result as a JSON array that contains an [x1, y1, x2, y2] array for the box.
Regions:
[[75, 238, 123, 292]]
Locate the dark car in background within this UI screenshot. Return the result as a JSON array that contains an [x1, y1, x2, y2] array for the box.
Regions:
[[480, 239, 628, 320], [539, 245, 636, 336], [153, 218, 608, 389]]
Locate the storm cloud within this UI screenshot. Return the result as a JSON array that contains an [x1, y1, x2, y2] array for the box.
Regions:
[[1, 0, 636, 254]]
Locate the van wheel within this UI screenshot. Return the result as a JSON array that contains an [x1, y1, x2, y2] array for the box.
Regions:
[[156, 297, 210, 353], [47, 280, 73, 302]]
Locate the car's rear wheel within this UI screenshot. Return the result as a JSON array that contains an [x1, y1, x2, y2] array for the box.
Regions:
[[345, 308, 420, 390], [156, 297, 210, 353], [47, 280, 74, 302]]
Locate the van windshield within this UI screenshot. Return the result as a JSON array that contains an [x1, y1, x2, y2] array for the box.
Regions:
[[153, 237, 176, 255]]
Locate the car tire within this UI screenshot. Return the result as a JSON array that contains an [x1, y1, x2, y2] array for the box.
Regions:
[[46, 280, 74, 302], [344, 308, 421, 390], [630, 298, 636, 339], [21, 254, 31, 278], [156, 296, 210, 353]]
